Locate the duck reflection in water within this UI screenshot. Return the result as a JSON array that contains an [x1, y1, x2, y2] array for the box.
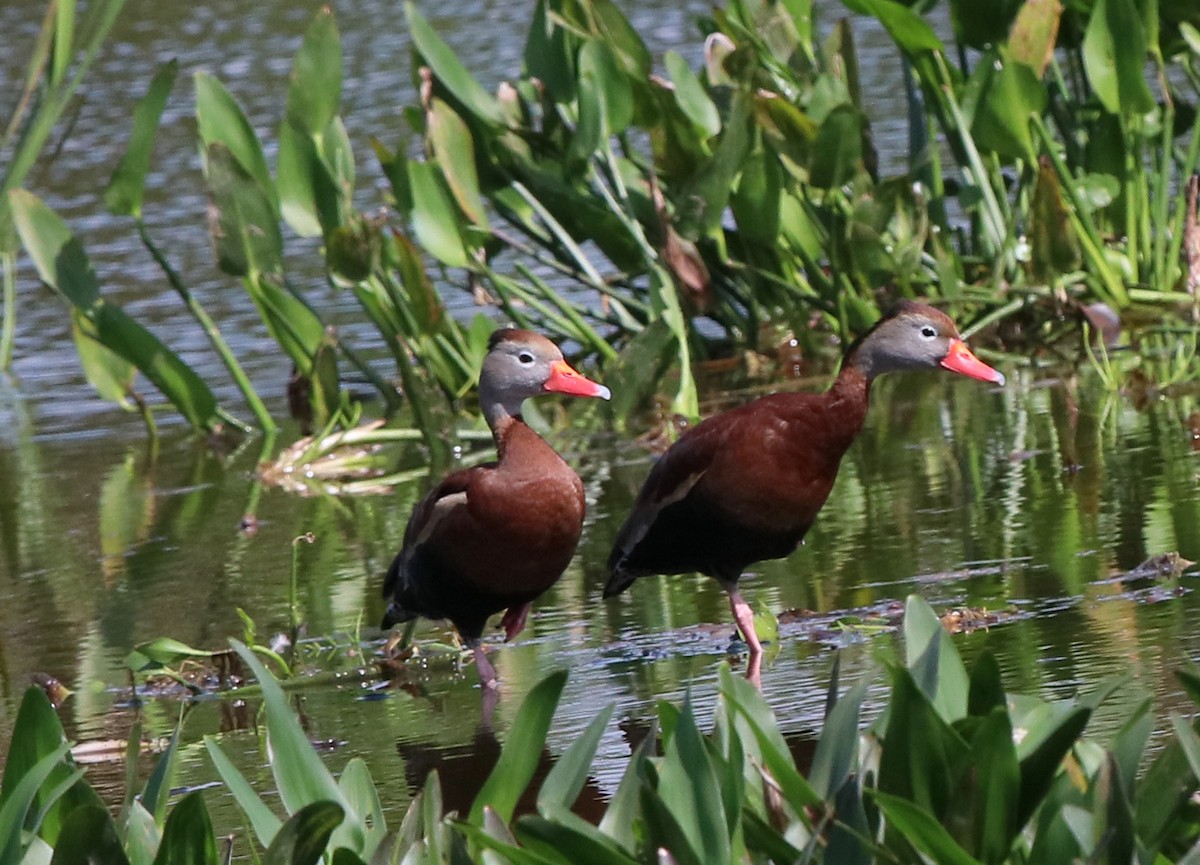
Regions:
[[605, 302, 1005, 686], [381, 329, 610, 691]]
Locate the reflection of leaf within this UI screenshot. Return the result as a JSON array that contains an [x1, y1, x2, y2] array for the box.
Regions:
[[99, 453, 154, 580]]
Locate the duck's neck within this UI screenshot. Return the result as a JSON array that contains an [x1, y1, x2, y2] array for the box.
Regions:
[[488, 412, 521, 461], [821, 363, 872, 451]]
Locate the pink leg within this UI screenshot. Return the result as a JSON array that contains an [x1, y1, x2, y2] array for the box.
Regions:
[[745, 650, 763, 690], [471, 642, 500, 690], [726, 585, 763, 655], [500, 602, 531, 642]]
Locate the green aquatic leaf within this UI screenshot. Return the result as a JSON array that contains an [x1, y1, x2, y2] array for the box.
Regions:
[[263, 801, 345, 865], [968, 49, 1045, 162], [407, 160, 469, 268], [904, 593, 968, 723], [405, 2, 504, 126], [731, 148, 783, 244], [195, 72, 278, 215], [204, 142, 283, 278], [10, 191, 220, 430], [0, 687, 101, 848], [428, 99, 489, 227], [665, 51, 719, 137], [125, 638, 215, 672], [106, 60, 179, 219], [537, 704, 615, 813], [228, 641, 362, 852], [809, 670, 869, 800], [151, 792, 218, 865], [286, 7, 341, 136], [842, 0, 944, 55], [72, 310, 135, 410], [8, 189, 100, 308], [1083, 0, 1156, 117], [46, 805, 130, 865], [657, 695, 731, 865], [872, 790, 984, 865], [0, 743, 78, 863], [204, 736, 282, 849], [469, 670, 568, 825]]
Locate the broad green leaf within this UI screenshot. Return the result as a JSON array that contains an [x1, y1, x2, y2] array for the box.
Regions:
[[809, 105, 865, 190], [469, 671, 568, 825], [904, 594, 968, 723], [106, 60, 179, 218], [676, 90, 752, 239], [242, 273, 324, 376], [428, 99, 489, 227], [9, 189, 100, 308], [1, 688, 101, 848], [150, 792, 217, 865], [537, 704, 614, 812], [524, 0, 576, 103], [590, 0, 652, 79], [72, 310, 135, 409], [90, 303, 220, 431], [407, 160, 469, 268], [809, 672, 869, 800], [278, 121, 323, 237], [873, 790, 985, 865], [841, 0, 944, 55], [123, 802, 160, 865], [263, 802, 345, 865], [141, 722, 182, 828], [204, 736, 282, 848], [599, 718, 656, 847], [517, 811, 640, 865], [665, 51, 720, 137], [404, 2, 504, 126], [0, 742, 74, 865], [967, 49, 1045, 162], [286, 8, 341, 136], [878, 666, 969, 819], [657, 696, 731, 865], [967, 708, 1020, 864], [1111, 701, 1152, 797], [229, 641, 362, 852], [47, 805, 130, 865], [967, 650, 1006, 718], [638, 787, 705, 865], [339, 758, 386, 857], [11, 192, 219, 429], [1014, 703, 1090, 829], [1083, 0, 1156, 117], [199, 72, 278, 211], [731, 148, 782, 244], [125, 638, 214, 672], [195, 72, 278, 214], [580, 39, 634, 139], [203, 143, 283, 278]]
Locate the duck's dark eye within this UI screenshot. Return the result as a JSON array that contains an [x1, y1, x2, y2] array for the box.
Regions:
[[920, 325, 937, 339], [518, 351, 535, 364]]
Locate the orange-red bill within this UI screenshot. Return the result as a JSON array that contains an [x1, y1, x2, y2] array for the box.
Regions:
[[544, 360, 612, 399], [940, 339, 1005, 386]]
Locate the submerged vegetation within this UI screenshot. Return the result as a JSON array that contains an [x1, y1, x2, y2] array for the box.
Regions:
[[7, 598, 1200, 862], [4, 0, 1200, 462]]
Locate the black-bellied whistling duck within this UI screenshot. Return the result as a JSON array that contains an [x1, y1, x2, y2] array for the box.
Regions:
[[604, 301, 1004, 661], [383, 329, 610, 688]]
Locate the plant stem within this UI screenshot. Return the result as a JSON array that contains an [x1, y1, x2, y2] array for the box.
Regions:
[[0, 253, 16, 370], [136, 220, 273, 432]]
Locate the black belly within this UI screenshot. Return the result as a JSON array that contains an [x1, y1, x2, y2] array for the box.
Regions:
[[613, 496, 809, 582]]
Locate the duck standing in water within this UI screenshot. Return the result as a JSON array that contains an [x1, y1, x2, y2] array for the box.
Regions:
[[383, 329, 610, 688], [604, 301, 1005, 660]]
